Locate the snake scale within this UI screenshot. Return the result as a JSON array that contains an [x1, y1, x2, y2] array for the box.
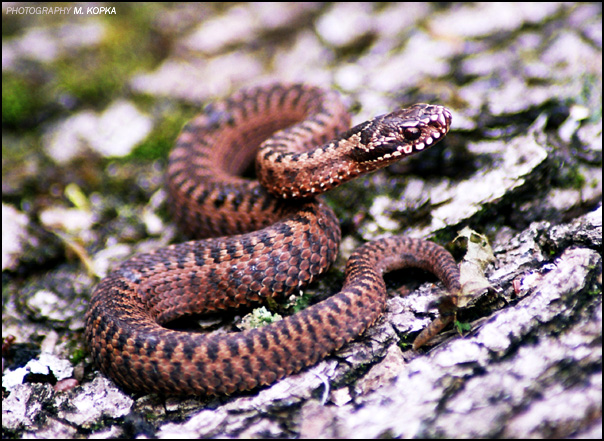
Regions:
[[86, 83, 459, 396]]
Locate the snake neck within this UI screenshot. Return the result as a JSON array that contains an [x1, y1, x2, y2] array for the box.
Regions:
[[256, 104, 452, 199]]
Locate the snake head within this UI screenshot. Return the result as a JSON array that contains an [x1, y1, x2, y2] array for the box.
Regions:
[[349, 104, 452, 166]]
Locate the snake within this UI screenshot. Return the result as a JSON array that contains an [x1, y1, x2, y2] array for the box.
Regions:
[[85, 83, 459, 396]]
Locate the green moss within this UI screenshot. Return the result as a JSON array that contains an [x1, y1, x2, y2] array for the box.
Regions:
[[69, 346, 88, 366], [553, 161, 587, 191], [53, 6, 162, 107], [566, 166, 587, 190], [127, 109, 191, 161], [580, 73, 603, 121], [239, 306, 283, 330], [397, 340, 414, 351], [288, 291, 314, 314], [454, 320, 472, 334], [324, 177, 381, 225], [2, 73, 45, 128]]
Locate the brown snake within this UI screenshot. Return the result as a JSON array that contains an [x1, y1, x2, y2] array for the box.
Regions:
[[86, 83, 459, 396]]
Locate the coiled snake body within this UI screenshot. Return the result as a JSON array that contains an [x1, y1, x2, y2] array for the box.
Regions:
[[86, 84, 458, 396]]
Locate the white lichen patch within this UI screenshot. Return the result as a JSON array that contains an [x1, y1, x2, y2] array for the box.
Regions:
[[44, 100, 152, 163]]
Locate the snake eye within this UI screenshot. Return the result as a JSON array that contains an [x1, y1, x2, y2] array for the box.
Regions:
[[403, 127, 421, 141]]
